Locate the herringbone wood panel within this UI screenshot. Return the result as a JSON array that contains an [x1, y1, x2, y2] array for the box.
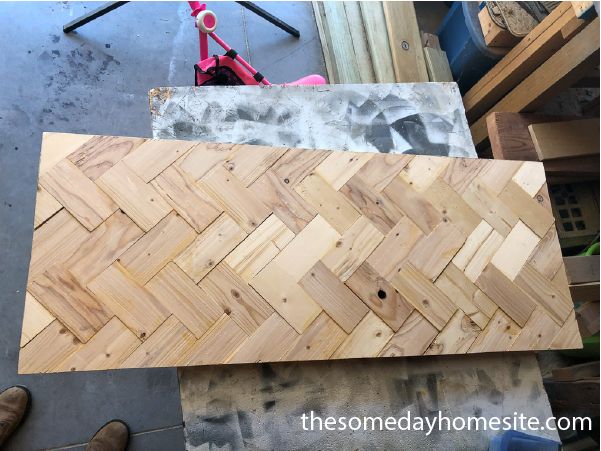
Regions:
[[19, 133, 581, 373]]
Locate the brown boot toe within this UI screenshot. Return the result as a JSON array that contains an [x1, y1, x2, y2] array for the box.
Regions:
[[86, 420, 130, 451], [0, 385, 31, 446]]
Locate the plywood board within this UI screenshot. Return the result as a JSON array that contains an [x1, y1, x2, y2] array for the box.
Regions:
[[19, 133, 580, 373]]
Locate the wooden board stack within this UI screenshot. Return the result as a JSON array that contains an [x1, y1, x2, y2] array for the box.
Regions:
[[20, 133, 581, 373], [313, 1, 429, 83]]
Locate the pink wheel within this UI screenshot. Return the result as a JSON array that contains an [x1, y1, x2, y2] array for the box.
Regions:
[[196, 10, 217, 33]]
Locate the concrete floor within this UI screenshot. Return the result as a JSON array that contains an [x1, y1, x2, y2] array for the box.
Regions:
[[0, 2, 323, 449]]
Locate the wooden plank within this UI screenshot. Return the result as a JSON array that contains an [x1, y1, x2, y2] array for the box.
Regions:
[[146, 263, 223, 339], [56, 317, 141, 372], [550, 310, 582, 350], [360, 1, 395, 83], [425, 310, 481, 355], [463, 4, 585, 122], [225, 214, 294, 281], [470, 18, 600, 147], [490, 221, 540, 280], [340, 174, 403, 234], [228, 314, 299, 364], [123, 138, 195, 182], [343, 2, 376, 83], [199, 262, 274, 335], [249, 170, 316, 234], [224, 145, 288, 187], [529, 119, 600, 160], [345, 262, 413, 332], [185, 315, 247, 365], [379, 311, 438, 357], [96, 161, 172, 232], [564, 255, 600, 284], [39, 132, 95, 176], [300, 261, 369, 334], [151, 165, 222, 234], [20, 292, 55, 347], [382, 1, 429, 82], [199, 166, 271, 233], [40, 159, 117, 230], [285, 312, 347, 361], [315, 151, 373, 191], [119, 212, 196, 284], [87, 262, 170, 339], [121, 315, 196, 368], [177, 142, 236, 180], [478, 6, 521, 48], [174, 213, 247, 283], [391, 264, 457, 331], [312, 1, 338, 83], [321, 216, 384, 281], [67, 135, 146, 180], [321, 1, 361, 83], [65, 210, 143, 285], [511, 308, 561, 350], [354, 153, 413, 192], [33, 186, 62, 229], [423, 47, 453, 82], [475, 264, 537, 327], [295, 172, 360, 234], [332, 311, 393, 359], [29, 266, 112, 343], [468, 310, 521, 353]]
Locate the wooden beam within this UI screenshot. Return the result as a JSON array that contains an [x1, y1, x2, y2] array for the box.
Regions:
[[312, 2, 338, 83], [564, 256, 600, 285], [321, 1, 361, 83], [463, 3, 587, 123], [382, 1, 428, 82], [470, 18, 600, 147], [528, 119, 600, 160], [478, 6, 521, 48], [344, 2, 376, 83], [423, 47, 453, 82], [360, 1, 395, 83]]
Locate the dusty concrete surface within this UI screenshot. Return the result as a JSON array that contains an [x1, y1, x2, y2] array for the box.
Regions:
[[180, 354, 559, 450]]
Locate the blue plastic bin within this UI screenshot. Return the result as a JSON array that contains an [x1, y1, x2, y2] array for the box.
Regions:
[[489, 430, 561, 451], [437, 2, 507, 94]]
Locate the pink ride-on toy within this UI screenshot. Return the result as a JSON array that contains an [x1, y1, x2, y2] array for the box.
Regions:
[[189, 1, 326, 86]]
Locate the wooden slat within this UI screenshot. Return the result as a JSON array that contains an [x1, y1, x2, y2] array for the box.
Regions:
[[321, 1, 361, 83], [123, 138, 195, 182], [382, 1, 429, 82], [379, 311, 437, 357], [470, 18, 600, 147], [285, 312, 347, 361], [528, 119, 600, 160], [360, 1, 395, 83], [33, 186, 62, 229], [343, 2, 376, 83], [423, 47, 453, 82], [20, 292, 55, 347]]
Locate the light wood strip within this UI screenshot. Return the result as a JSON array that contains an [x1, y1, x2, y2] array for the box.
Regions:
[[322, 216, 383, 281], [295, 172, 360, 234], [391, 264, 457, 331], [379, 311, 438, 357], [151, 165, 222, 233], [185, 315, 247, 365], [119, 212, 196, 284], [121, 316, 196, 368], [345, 262, 413, 332], [512, 162, 546, 197], [271, 148, 329, 187], [285, 312, 347, 361], [354, 153, 413, 192], [96, 161, 172, 232], [491, 221, 540, 281], [315, 151, 373, 190], [360, 1, 396, 83], [468, 310, 521, 353], [299, 261, 369, 334], [145, 262, 223, 339], [425, 310, 481, 355], [224, 145, 288, 186], [177, 142, 237, 181], [33, 186, 62, 229], [498, 181, 555, 238], [20, 292, 55, 347], [199, 165, 271, 233], [40, 132, 95, 175], [123, 138, 195, 182], [332, 311, 394, 359], [228, 313, 299, 364], [88, 262, 170, 339], [550, 310, 582, 350], [174, 213, 247, 283], [199, 262, 274, 335], [511, 308, 560, 351], [56, 317, 141, 372]]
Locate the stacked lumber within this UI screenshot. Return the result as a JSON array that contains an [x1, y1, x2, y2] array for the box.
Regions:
[[463, 2, 598, 148], [313, 1, 433, 83]]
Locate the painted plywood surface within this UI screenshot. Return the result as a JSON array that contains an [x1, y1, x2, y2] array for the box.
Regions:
[[20, 133, 579, 373], [149, 83, 476, 158]]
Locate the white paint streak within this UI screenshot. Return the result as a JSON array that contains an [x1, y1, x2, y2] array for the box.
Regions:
[[168, 3, 189, 85]]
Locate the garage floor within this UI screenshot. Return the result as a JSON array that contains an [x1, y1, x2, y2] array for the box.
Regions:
[[0, 2, 324, 449]]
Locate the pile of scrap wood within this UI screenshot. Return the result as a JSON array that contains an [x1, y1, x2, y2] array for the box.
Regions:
[[312, 1, 451, 83], [464, 1, 599, 149]]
